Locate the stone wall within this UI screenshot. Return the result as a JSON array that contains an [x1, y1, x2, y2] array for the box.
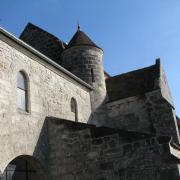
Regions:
[[105, 90, 180, 143], [106, 95, 153, 133], [47, 118, 180, 180], [0, 36, 91, 173]]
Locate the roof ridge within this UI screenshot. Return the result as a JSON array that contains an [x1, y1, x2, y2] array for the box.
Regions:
[[19, 22, 65, 44], [109, 64, 158, 79]]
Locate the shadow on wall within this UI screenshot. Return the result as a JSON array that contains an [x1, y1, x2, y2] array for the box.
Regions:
[[1, 119, 49, 180], [0, 170, 2, 180], [87, 98, 108, 127], [33, 119, 50, 178], [34, 117, 180, 180], [2, 115, 179, 180], [1, 118, 49, 180]]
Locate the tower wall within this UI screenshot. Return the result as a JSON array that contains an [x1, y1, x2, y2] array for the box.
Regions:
[[61, 46, 107, 112]]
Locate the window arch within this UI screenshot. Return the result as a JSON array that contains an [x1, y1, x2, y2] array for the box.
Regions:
[[71, 98, 78, 122], [17, 71, 29, 112]]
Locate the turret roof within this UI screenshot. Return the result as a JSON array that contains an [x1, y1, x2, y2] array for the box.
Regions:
[[67, 28, 101, 49]]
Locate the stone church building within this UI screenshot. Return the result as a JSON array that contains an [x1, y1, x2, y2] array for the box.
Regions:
[[0, 23, 180, 180]]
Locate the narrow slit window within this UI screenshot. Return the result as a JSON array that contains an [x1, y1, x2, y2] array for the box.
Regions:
[[91, 68, 95, 82], [17, 71, 28, 112], [71, 98, 78, 122]]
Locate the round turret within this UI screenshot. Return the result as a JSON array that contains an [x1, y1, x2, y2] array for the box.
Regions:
[[61, 26, 106, 112]]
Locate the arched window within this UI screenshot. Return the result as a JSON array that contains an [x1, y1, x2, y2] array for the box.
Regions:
[[17, 71, 29, 112], [71, 98, 78, 122]]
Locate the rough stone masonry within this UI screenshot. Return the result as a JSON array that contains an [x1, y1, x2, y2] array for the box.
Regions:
[[0, 23, 179, 180]]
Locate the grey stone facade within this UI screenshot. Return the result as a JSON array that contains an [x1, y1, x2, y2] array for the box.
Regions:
[[0, 30, 91, 174], [0, 23, 180, 180]]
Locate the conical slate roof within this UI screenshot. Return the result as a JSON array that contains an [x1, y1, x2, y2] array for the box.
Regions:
[[67, 28, 101, 49]]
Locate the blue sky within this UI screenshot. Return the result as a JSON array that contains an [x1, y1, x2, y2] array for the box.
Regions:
[[1, 0, 180, 115]]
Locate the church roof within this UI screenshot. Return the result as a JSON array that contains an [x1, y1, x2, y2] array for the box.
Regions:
[[67, 28, 101, 49], [106, 61, 160, 102], [20, 22, 66, 64]]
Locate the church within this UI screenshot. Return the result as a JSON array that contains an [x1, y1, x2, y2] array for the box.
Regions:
[[0, 22, 180, 180]]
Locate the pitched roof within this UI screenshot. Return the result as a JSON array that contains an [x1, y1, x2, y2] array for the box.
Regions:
[[67, 29, 101, 49], [20, 22, 66, 64], [106, 61, 160, 102]]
